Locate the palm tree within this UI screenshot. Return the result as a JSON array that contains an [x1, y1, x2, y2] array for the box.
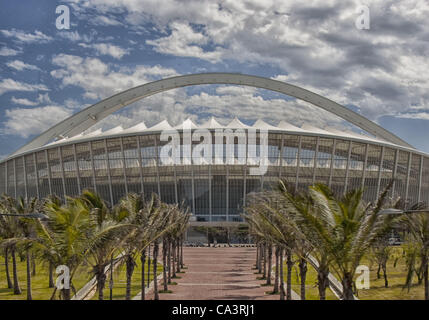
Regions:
[[244, 193, 288, 300], [132, 194, 179, 300], [401, 205, 429, 300], [306, 183, 394, 299], [276, 182, 331, 300], [114, 193, 145, 300], [0, 195, 23, 295], [40, 195, 92, 299], [79, 190, 128, 300], [156, 203, 189, 298], [14, 196, 39, 300]]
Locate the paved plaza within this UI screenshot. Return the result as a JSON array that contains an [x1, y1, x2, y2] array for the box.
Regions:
[[148, 247, 277, 300]]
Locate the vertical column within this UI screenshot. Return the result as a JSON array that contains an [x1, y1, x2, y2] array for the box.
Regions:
[[391, 149, 399, 196], [343, 141, 352, 195], [23, 156, 28, 200], [295, 136, 302, 192], [120, 137, 128, 194], [279, 134, 284, 179], [208, 165, 212, 221], [174, 163, 178, 203], [361, 143, 369, 189], [191, 166, 195, 215], [4, 160, 7, 195], [59, 147, 67, 200], [328, 139, 336, 188], [33, 153, 40, 199], [376, 146, 385, 198], [154, 136, 161, 197], [405, 152, 412, 202], [243, 135, 248, 210], [45, 150, 52, 195], [13, 158, 17, 198], [104, 139, 114, 206], [226, 165, 229, 221], [73, 144, 82, 194], [136, 136, 144, 195], [89, 142, 97, 193], [312, 136, 320, 185], [418, 154, 423, 203]]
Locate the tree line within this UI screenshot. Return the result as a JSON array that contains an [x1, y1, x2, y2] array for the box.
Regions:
[[244, 180, 429, 300], [0, 190, 189, 300]]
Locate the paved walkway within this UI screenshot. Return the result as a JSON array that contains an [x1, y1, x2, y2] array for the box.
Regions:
[[149, 247, 278, 300]]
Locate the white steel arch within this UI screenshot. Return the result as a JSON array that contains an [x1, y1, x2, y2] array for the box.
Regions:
[[11, 73, 413, 157]]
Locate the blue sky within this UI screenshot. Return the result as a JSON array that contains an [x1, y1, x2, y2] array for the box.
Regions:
[[1, 0, 429, 159]]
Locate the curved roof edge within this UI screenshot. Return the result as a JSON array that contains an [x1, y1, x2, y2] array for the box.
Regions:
[[8, 72, 413, 159]]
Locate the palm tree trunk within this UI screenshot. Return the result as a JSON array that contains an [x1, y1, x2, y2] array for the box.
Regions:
[[382, 262, 388, 288], [255, 244, 259, 269], [286, 248, 293, 300], [147, 244, 151, 288], [26, 249, 32, 300], [97, 266, 107, 300], [11, 246, 22, 294], [377, 263, 381, 279], [125, 254, 135, 300], [109, 255, 114, 300], [140, 248, 146, 300], [162, 239, 168, 291], [341, 272, 354, 300], [317, 266, 329, 300], [172, 240, 177, 278], [423, 254, 429, 300], [262, 243, 267, 279], [266, 244, 272, 285], [61, 288, 71, 300], [279, 248, 285, 300], [176, 238, 180, 273], [258, 243, 262, 273], [180, 235, 184, 268], [167, 240, 172, 284], [273, 246, 279, 293], [298, 257, 307, 300], [4, 247, 12, 289], [31, 253, 36, 277], [153, 241, 159, 300], [48, 261, 55, 288]]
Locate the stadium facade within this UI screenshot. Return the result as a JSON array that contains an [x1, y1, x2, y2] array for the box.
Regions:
[[1, 73, 428, 222]]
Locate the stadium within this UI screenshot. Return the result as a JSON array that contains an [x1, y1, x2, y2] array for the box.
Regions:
[[1, 73, 428, 223]]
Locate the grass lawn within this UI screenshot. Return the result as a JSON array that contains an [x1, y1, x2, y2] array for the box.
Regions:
[[0, 254, 163, 300], [282, 247, 426, 300], [354, 247, 425, 300], [93, 255, 163, 300], [0, 258, 91, 300], [282, 259, 338, 300]]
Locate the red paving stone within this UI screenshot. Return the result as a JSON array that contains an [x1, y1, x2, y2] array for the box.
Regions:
[[149, 247, 278, 300]]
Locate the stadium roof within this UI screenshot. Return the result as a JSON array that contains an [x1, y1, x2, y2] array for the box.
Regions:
[[42, 117, 397, 148]]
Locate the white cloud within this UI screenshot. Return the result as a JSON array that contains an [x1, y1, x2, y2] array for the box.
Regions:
[[78, 43, 129, 59], [91, 15, 122, 26], [146, 21, 223, 63], [51, 54, 178, 100], [57, 30, 95, 42], [0, 79, 49, 95], [48, 52, 350, 135], [2, 105, 73, 138], [65, 0, 429, 123], [0, 29, 53, 43], [0, 47, 21, 56], [10, 93, 52, 107], [6, 60, 40, 71], [10, 96, 38, 106]]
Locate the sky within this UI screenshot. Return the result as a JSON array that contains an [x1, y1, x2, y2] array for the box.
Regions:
[[0, 0, 428, 159]]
